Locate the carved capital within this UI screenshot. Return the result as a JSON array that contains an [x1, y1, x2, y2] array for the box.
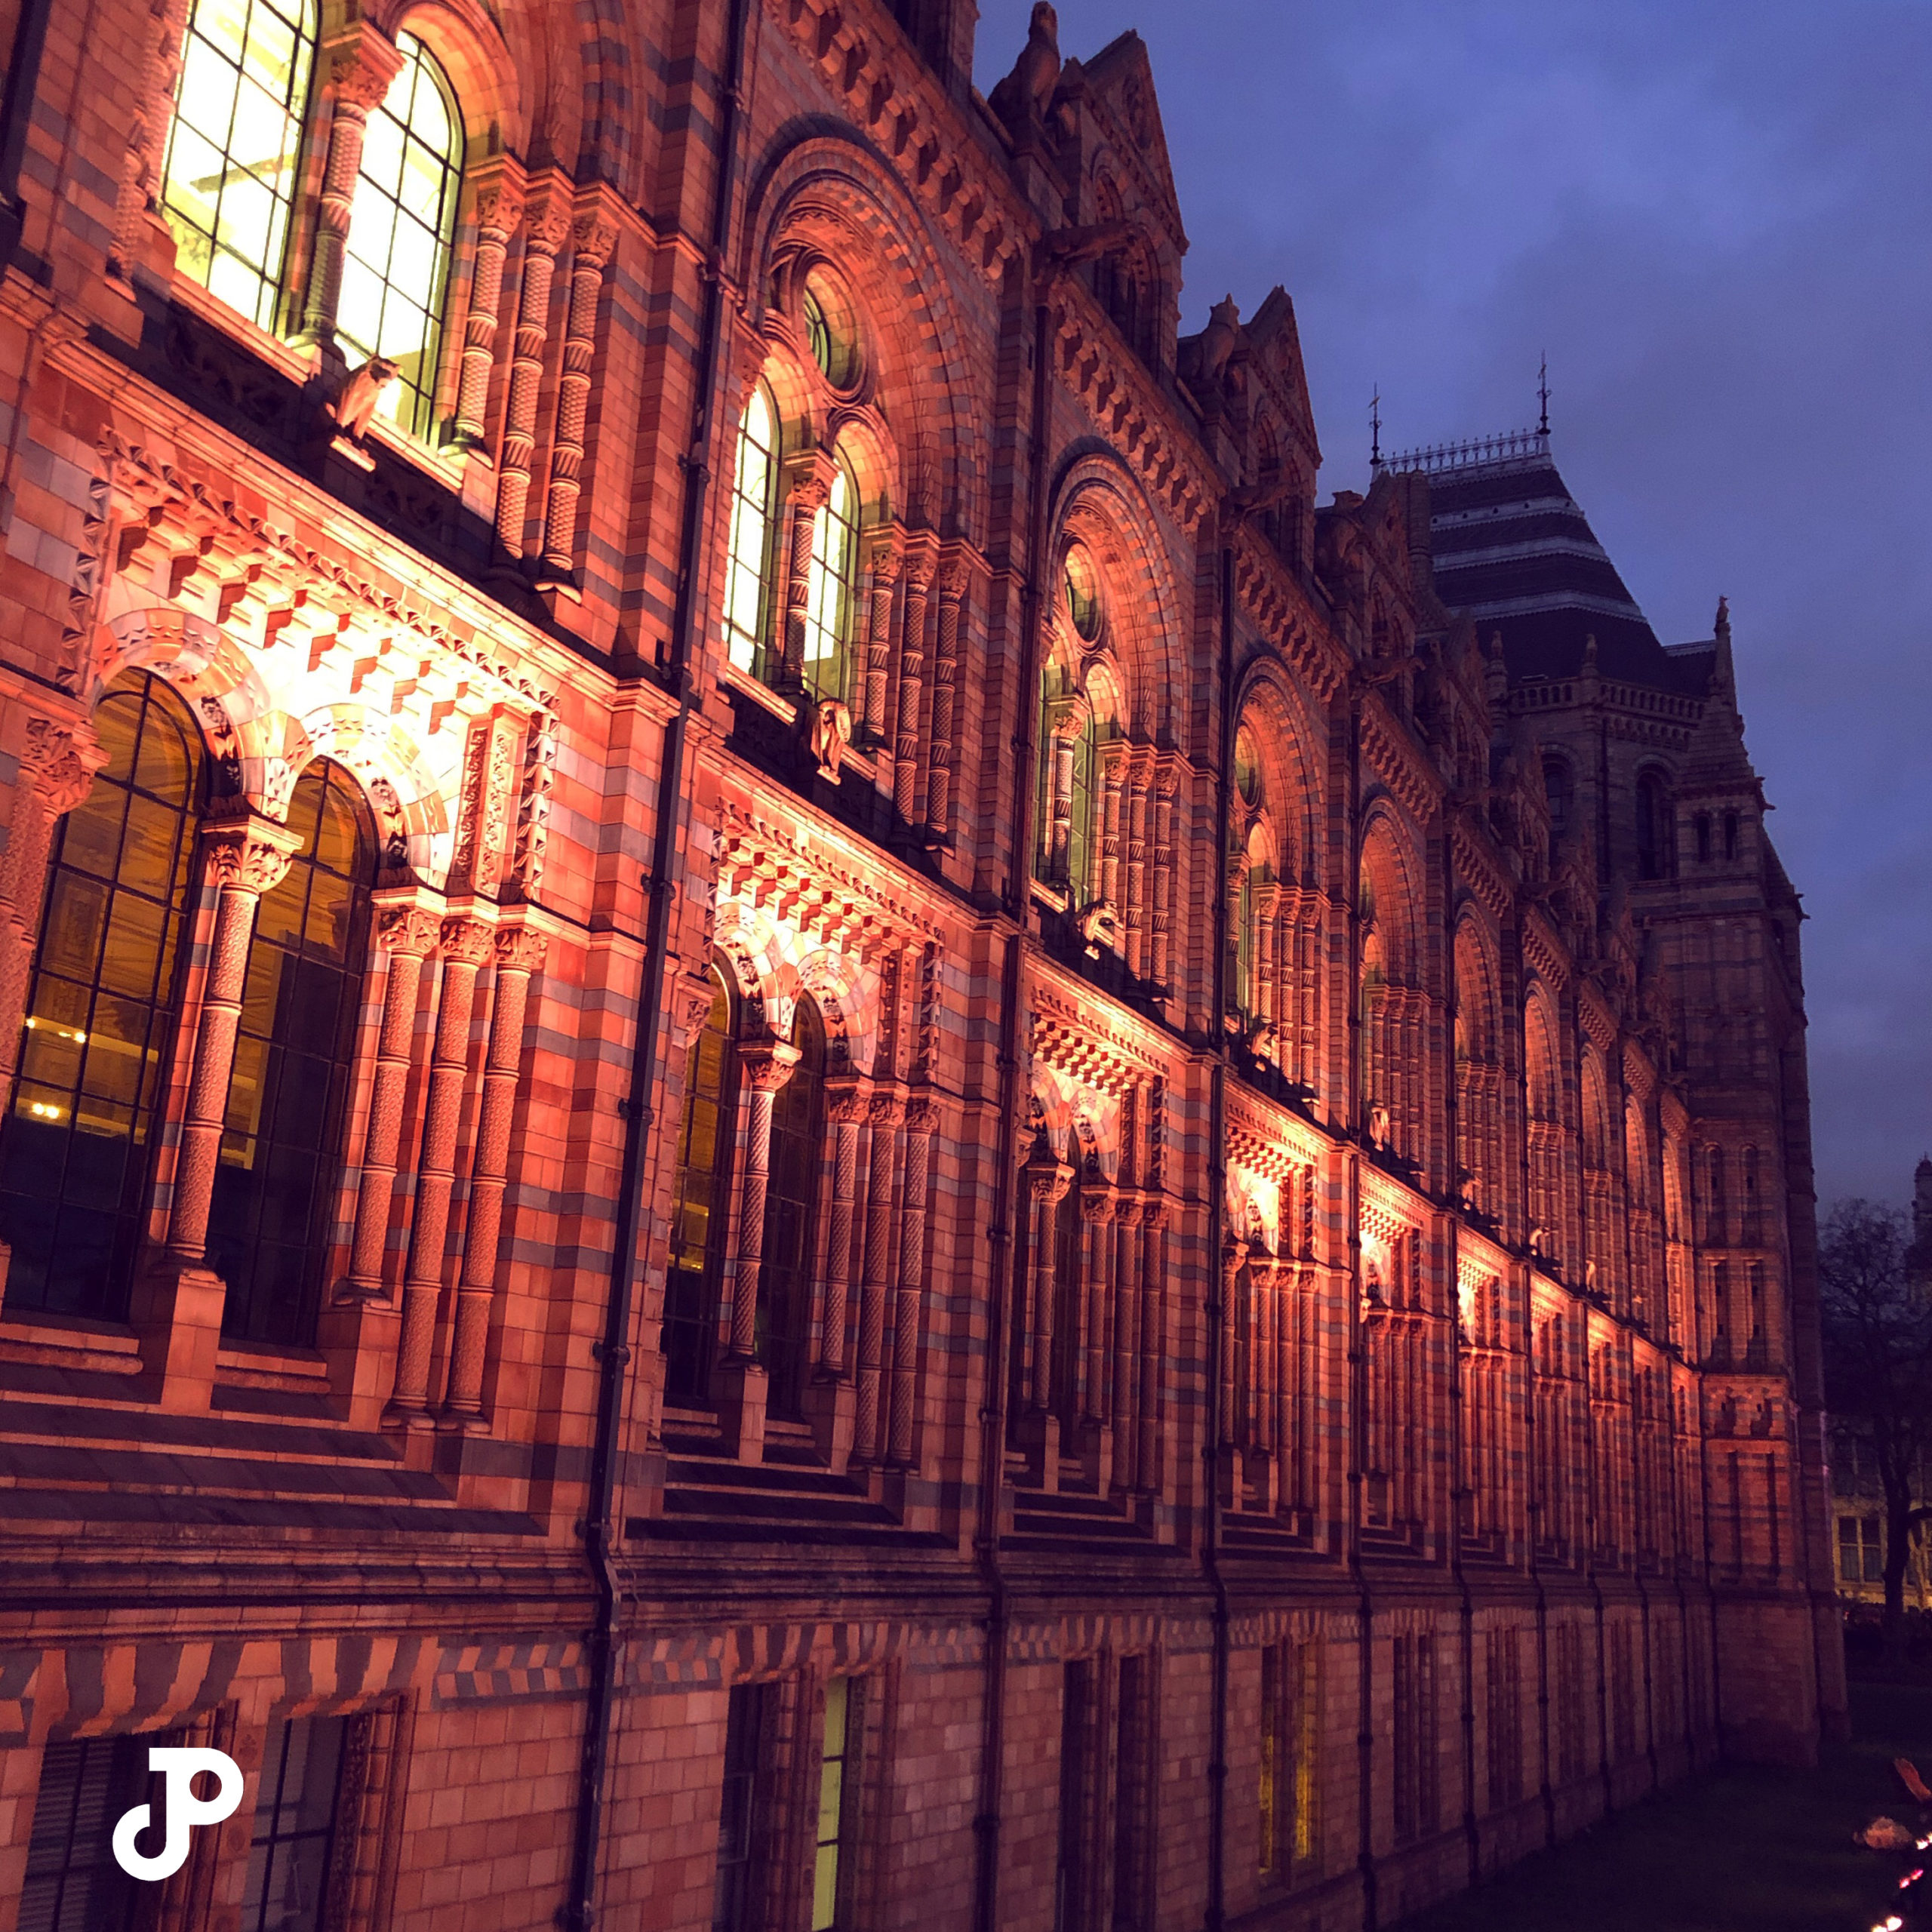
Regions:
[[1139, 1194, 1169, 1231], [867, 1092, 907, 1130], [202, 811, 303, 896], [675, 972, 719, 1042], [20, 715, 107, 814], [904, 1096, 939, 1137], [438, 917, 497, 968], [1026, 1149, 1074, 1208], [741, 1040, 801, 1094], [1081, 1181, 1118, 1220], [1050, 693, 1093, 740], [472, 174, 528, 242], [493, 924, 550, 975], [378, 906, 444, 958], [1223, 1237, 1250, 1276], [781, 450, 834, 512], [935, 552, 970, 605], [523, 183, 575, 257], [827, 1084, 870, 1128], [571, 208, 620, 266], [863, 525, 905, 582], [321, 23, 403, 112]]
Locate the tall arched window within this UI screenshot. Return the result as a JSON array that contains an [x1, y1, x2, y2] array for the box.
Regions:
[[1635, 770, 1671, 879], [759, 997, 824, 1421], [0, 674, 202, 1319], [337, 32, 463, 439], [160, 0, 319, 328], [801, 453, 860, 706], [724, 384, 780, 677], [663, 970, 739, 1404], [205, 762, 371, 1346], [1543, 757, 1571, 850]]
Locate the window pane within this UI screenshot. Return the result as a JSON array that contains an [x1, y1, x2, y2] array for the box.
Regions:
[[244, 1715, 349, 1932], [722, 386, 777, 676], [1, 674, 201, 1322], [162, 0, 316, 328], [337, 32, 461, 441]]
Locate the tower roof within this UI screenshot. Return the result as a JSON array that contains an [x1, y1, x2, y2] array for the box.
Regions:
[[1384, 429, 1707, 695]]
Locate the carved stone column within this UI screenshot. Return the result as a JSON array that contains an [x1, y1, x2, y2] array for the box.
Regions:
[[1124, 749, 1152, 977], [1019, 1143, 1073, 1489], [538, 206, 620, 582], [1254, 882, 1281, 1048], [448, 165, 526, 451], [858, 529, 903, 748], [924, 556, 965, 845], [853, 1091, 902, 1466], [1079, 1183, 1112, 1426], [105, 0, 192, 285], [1219, 1238, 1248, 1458], [133, 810, 300, 1411], [0, 718, 104, 1097], [439, 924, 548, 1429], [1045, 696, 1090, 891], [891, 543, 935, 820], [1111, 1192, 1141, 1489], [777, 455, 833, 694], [382, 918, 495, 1429], [819, 1086, 866, 1380], [1151, 762, 1179, 991], [297, 26, 405, 358], [1136, 1199, 1167, 1495], [334, 901, 441, 1304], [888, 1097, 936, 1466], [494, 183, 573, 556], [1097, 742, 1128, 912]]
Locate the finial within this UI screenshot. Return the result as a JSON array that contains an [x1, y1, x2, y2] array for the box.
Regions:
[[1370, 387, 1383, 471], [1537, 352, 1550, 438], [1583, 632, 1598, 669], [1715, 594, 1730, 634]]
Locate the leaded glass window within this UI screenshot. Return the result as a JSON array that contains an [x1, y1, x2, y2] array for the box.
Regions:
[[337, 32, 462, 440], [801, 454, 859, 706], [160, 0, 318, 328], [241, 1715, 349, 1931], [0, 673, 202, 1321], [207, 761, 371, 1347], [663, 971, 737, 1406], [724, 384, 779, 677]]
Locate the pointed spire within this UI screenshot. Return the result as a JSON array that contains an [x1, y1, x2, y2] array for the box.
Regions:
[[1370, 387, 1383, 472], [1537, 351, 1550, 438], [1710, 596, 1736, 705]]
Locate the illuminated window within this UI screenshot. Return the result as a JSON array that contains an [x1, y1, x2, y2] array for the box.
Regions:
[[160, 0, 318, 328], [1064, 546, 1100, 641], [724, 383, 780, 676], [812, 1678, 856, 1930], [759, 997, 825, 1420], [1233, 726, 1261, 808], [206, 762, 371, 1346], [801, 454, 860, 706], [0, 674, 201, 1321], [801, 269, 857, 388], [663, 970, 737, 1405], [337, 32, 462, 439], [1260, 1641, 1318, 1881]]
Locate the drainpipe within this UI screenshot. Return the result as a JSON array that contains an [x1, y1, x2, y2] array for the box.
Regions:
[[972, 255, 1057, 1932], [561, 2, 751, 1924], [1199, 530, 1238, 1932]]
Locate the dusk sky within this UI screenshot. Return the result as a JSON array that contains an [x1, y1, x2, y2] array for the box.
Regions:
[[976, 0, 1932, 1215]]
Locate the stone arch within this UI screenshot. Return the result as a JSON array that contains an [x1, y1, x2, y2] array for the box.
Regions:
[[1357, 804, 1420, 987], [712, 906, 779, 1041], [1580, 1048, 1612, 1171], [1524, 983, 1561, 1124], [1231, 659, 1323, 889], [286, 701, 457, 886], [738, 135, 981, 539], [1453, 913, 1500, 1064], [381, 0, 528, 162], [793, 943, 875, 1075]]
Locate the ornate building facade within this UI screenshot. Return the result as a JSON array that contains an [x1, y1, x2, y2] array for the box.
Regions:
[[0, 0, 1841, 1926]]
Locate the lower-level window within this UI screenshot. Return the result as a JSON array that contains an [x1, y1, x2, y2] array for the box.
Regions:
[[713, 1684, 770, 1932], [21, 1736, 142, 1931], [242, 1713, 350, 1930]]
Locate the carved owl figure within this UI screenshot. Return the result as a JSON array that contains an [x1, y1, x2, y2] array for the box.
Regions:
[[331, 357, 401, 441]]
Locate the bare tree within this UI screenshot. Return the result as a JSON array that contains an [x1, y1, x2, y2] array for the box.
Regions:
[[1819, 1198, 1932, 1663]]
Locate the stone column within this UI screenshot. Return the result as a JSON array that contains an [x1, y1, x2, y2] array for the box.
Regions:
[[1080, 1184, 1112, 1425], [1220, 1238, 1248, 1456], [494, 183, 573, 556], [853, 1092, 902, 1465], [538, 207, 620, 582], [158, 814, 303, 1269], [1097, 743, 1128, 914], [1020, 1144, 1074, 1489], [1045, 697, 1089, 891], [924, 556, 966, 845], [0, 718, 103, 1097], [1137, 1201, 1166, 1494], [888, 1098, 936, 1466], [892, 544, 935, 820], [857, 529, 903, 747], [1112, 1193, 1142, 1489], [820, 1087, 866, 1380], [382, 918, 494, 1429], [1151, 762, 1179, 990], [777, 455, 833, 694], [439, 924, 548, 1429], [297, 27, 405, 358], [1124, 749, 1151, 977], [334, 901, 441, 1304], [134, 810, 300, 1411], [448, 166, 525, 451], [726, 1042, 799, 1360], [105, 0, 193, 285], [1254, 883, 1281, 1049]]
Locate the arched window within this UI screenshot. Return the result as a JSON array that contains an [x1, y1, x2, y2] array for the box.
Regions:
[[205, 762, 371, 1346], [337, 32, 463, 440], [801, 452, 860, 706], [0, 674, 202, 1319], [1038, 673, 1100, 900], [1543, 758, 1571, 844], [1635, 771, 1671, 879], [801, 267, 859, 389], [663, 969, 738, 1404], [759, 997, 825, 1422], [724, 383, 780, 677], [160, 0, 319, 328]]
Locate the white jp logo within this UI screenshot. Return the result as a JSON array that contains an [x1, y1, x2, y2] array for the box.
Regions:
[[110, 1747, 245, 1881]]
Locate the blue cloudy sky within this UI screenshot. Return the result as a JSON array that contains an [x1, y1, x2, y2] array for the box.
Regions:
[[976, 0, 1932, 1212]]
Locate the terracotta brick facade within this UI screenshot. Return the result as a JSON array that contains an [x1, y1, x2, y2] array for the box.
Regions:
[[0, 0, 1841, 1926]]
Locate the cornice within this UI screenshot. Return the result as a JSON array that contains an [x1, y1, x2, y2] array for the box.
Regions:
[[1230, 529, 1347, 706], [1450, 819, 1515, 926]]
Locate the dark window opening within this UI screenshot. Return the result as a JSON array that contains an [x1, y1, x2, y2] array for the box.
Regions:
[[1723, 811, 1740, 861], [21, 1735, 145, 1930], [242, 1714, 350, 1932], [1635, 771, 1671, 880], [759, 998, 826, 1421], [664, 971, 740, 1406], [1694, 812, 1712, 862], [712, 1684, 770, 1932]]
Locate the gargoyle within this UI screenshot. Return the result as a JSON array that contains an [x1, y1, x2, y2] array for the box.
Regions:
[[811, 698, 854, 782], [330, 356, 401, 442], [989, 3, 1061, 128]]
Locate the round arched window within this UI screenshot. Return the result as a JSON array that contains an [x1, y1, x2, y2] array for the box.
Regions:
[[1064, 546, 1101, 641], [1234, 726, 1261, 807], [801, 268, 859, 389]]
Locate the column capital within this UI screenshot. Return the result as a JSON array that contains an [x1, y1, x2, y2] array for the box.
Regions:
[[741, 1039, 801, 1093], [1138, 1193, 1169, 1231], [522, 174, 577, 255], [468, 158, 528, 242], [867, 1090, 907, 1130], [900, 526, 941, 591], [20, 712, 106, 814], [320, 20, 403, 110], [202, 808, 303, 896], [438, 915, 498, 968], [1026, 1149, 1075, 1207], [826, 1079, 870, 1128], [493, 924, 551, 974], [377, 903, 445, 958], [863, 523, 906, 580], [780, 448, 835, 511], [904, 1094, 940, 1137]]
